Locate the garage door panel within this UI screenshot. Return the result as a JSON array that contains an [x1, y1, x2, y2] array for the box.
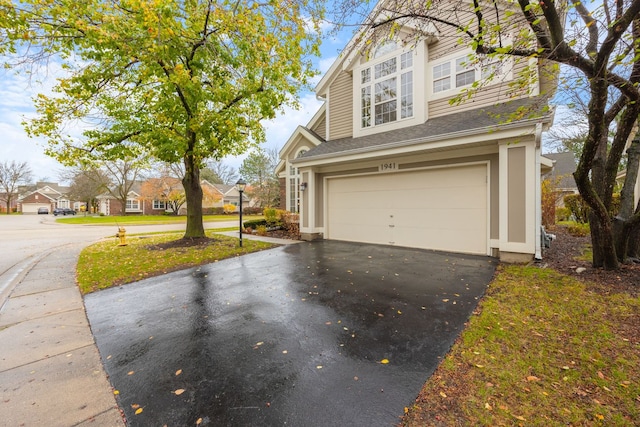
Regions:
[[327, 165, 488, 255]]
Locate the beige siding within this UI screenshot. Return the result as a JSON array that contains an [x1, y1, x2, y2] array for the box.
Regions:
[[310, 112, 326, 140], [508, 146, 526, 243], [328, 71, 353, 140]]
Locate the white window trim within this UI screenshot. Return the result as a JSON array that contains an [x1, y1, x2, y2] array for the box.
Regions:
[[153, 200, 166, 210], [428, 50, 513, 100], [352, 40, 426, 138], [126, 198, 141, 211]]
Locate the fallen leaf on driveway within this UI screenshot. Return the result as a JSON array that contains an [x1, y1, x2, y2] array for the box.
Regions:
[[175, 369, 182, 376], [380, 359, 389, 364], [127, 371, 135, 376], [173, 389, 185, 395], [135, 408, 143, 415]]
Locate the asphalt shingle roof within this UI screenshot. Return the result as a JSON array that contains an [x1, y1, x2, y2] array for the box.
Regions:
[[297, 97, 552, 160], [543, 152, 577, 189]]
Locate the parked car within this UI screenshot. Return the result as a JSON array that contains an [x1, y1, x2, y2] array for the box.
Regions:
[[53, 208, 76, 216], [37, 207, 49, 214]]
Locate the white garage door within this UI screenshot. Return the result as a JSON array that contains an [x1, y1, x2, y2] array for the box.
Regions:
[[22, 203, 51, 214], [326, 164, 488, 254]]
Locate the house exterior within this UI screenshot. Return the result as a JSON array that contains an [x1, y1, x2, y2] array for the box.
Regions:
[[542, 152, 579, 206], [276, 1, 556, 262], [17, 182, 77, 214], [95, 179, 248, 215]]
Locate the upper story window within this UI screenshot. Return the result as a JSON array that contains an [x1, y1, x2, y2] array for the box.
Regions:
[[432, 54, 511, 95], [360, 49, 413, 129]]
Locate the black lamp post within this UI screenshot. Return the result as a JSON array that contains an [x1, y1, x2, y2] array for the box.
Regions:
[[235, 178, 246, 247]]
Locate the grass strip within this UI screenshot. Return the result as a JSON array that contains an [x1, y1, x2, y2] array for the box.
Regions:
[[57, 214, 262, 225], [77, 231, 274, 294], [403, 265, 639, 426]]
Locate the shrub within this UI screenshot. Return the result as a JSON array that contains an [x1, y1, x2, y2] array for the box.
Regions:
[[564, 193, 621, 224], [243, 219, 267, 230], [281, 212, 300, 239], [555, 207, 571, 222], [567, 222, 590, 237], [541, 178, 557, 227], [223, 204, 237, 214], [564, 194, 590, 223], [256, 225, 268, 236], [203, 207, 225, 215], [263, 207, 288, 226], [242, 206, 262, 215]]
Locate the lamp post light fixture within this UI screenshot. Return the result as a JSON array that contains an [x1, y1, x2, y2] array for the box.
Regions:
[[235, 178, 246, 247]]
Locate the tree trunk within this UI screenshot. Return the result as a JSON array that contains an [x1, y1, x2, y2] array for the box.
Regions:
[[615, 136, 640, 260], [182, 151, 205, 239], [5, 195, 12, 214]]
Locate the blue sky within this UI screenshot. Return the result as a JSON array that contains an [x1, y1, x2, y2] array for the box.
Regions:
[[0, 23, 350, 183]]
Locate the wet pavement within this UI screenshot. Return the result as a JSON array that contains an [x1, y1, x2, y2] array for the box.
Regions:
[[85, 241, 497, 426]]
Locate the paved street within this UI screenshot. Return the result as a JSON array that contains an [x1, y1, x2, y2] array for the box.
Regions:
[[0, 214, 239, 426]]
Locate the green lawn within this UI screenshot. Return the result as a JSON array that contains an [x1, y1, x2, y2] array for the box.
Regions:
[[57, 214, 262, 225], [76, 230, 274, 294], [402, 265, 639, 426]]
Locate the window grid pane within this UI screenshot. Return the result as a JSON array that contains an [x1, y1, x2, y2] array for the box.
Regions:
[[401, 71, 413, 119], [374, 58, 397, 79], [456, 70, 475, 87], [361, 68, 371, 84], [361, 86, 371, 128], [433, 77, 451, 93], [401, 51, 412, 69], [433, 62, 450, 79], [374, 77, 396, 103], [375, 100, 397, 124]]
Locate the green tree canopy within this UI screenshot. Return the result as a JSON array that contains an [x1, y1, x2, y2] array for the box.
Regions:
[[1, 0, 324, 237]]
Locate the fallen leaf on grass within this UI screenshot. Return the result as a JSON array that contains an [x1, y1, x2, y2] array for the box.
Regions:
[[597, 371, 605, 379], [485, 402, 492, 410], [512, 414, 525, 421], [526, 376, 540, 382], [439, 391, 447, 398]]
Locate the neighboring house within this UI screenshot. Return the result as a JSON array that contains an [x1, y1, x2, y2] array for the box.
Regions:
[[17, 182, 77, 214], [96, 181, 145, 215], [276, 0, 556, 262], [203, 181, 250, 212], [542, 152, 579, 206], [95, 179, 248, 215]]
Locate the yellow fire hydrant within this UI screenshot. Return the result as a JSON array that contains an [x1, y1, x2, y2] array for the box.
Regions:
[[116, 226, 128, 246]]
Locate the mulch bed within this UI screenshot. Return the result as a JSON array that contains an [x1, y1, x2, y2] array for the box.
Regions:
[[541, 226, 639, 297]]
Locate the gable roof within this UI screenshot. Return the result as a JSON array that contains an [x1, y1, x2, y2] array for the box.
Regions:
[[543, 152, 577, 189], [294, 98, 554, 163]]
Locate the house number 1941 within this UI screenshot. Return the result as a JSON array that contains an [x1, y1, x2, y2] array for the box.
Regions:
[[379, 162, 397, 172]]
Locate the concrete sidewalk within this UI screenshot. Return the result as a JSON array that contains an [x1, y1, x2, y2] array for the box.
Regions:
[[0, 244, 125, 427], [0, 232, 299, 427]]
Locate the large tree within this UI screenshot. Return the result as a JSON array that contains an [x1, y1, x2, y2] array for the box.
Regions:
[[239, 147, 279, 208], [1, 0, 323, 238], [0, 160, 32, 214], [345, 0, 640, 270], [101, 158, 148, 216], [62, 166, 111, 214]]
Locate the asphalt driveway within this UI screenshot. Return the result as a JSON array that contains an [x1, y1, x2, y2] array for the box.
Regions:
[[85, 240, 496, 426]]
